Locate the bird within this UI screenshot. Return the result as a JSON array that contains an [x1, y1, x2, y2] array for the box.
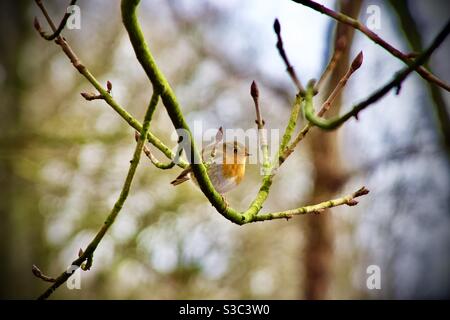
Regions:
[[170, 140, 250, 194]]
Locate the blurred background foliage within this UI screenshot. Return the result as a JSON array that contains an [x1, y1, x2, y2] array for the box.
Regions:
[[0, 0, 449, 299]]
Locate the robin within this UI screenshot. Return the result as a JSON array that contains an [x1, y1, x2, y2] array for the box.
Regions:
[[170, 141, 250, 194]]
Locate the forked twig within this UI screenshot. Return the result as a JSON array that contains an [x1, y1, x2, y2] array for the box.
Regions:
[[255, 187, 369, 221], [292, 0, 450, 92], [135, 131, 181, 170], [33, 0, 186, 168], [318, 51, 363, 117], [305, 20, 450, 130]]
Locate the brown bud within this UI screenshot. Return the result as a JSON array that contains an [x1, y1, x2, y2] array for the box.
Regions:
[[273, 19, 281, 34], [107, 80, 112, 92], [354, 186, 370, 197], [33, 17, 41, 31], [32, 264, 42, 277], [78, 248, 84, 257], [250, 81, 259, 99], [351, 51, 364, 71], [347, 199, 359, 206], [81, 92, 96, 100]]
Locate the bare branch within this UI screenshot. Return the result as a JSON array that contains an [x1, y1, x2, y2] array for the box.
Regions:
[[34, 0, 187, 168], [305, 20, 450, 130], [251, 81, 270, 172], [292, 0, 450, 92], [273, 18, 305, 94], [37, 91, 160, 300], [315, 36, 347, 92], [33, 0, 375, 299], [280, 51, 362, 162], [32, 265, 56, 283], [80, 81, 112, 101], [135, 131, 180, 170], [318, 51, 363, 117], [254, 187, 369, 222], [34, 0, 78, 41]]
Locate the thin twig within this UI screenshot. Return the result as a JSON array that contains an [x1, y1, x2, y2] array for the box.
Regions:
[[253, 187, 369, 222], [35, 0, 78, 40], [251, 81, 264, 130], [34, 0, 58, 33], [274, 19, 305, 94], [135, 131, 181, 170], [388, 0, 450, 154], [32, 265, 56, 283], [291, 0, 450, 92], [34, 1, 186, 168], [315, 35, 347, 92], [304, 20, 450, 130], [32, 0, 372, 300], [281, 52, 362, 162], [37, 91, 160, 300], [122, 0, 368, 227], [318, 51, 363, 117], [251, 81, 270, 173], [81, 81, 112, 100]]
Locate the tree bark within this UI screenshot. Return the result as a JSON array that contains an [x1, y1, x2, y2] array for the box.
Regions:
[[0, 0, 40, 298], [302, 0, 362, 300]]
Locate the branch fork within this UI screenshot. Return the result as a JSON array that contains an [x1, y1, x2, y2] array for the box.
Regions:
[[292, 0, 450, 92]]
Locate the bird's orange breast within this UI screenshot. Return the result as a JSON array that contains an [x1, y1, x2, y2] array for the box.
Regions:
[[222, 163, 246, 184]]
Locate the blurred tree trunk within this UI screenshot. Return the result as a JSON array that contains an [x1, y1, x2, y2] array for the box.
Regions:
[[0, 0, 44, 298], [302, 0, 362, 300]]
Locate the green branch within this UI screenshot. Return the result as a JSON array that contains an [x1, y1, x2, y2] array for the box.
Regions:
[[135, 131, 181, 170], [33, 1, 187, 168], [33, 1, 373, 299], [254, 187, 369, 222], [279, 95, 302, 153], [36, 91, 160, 299], [81, 68, 186, 167], [304, 20, 450, 130], [120, 0, 369, 226], [121, 0, 244, 223]]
